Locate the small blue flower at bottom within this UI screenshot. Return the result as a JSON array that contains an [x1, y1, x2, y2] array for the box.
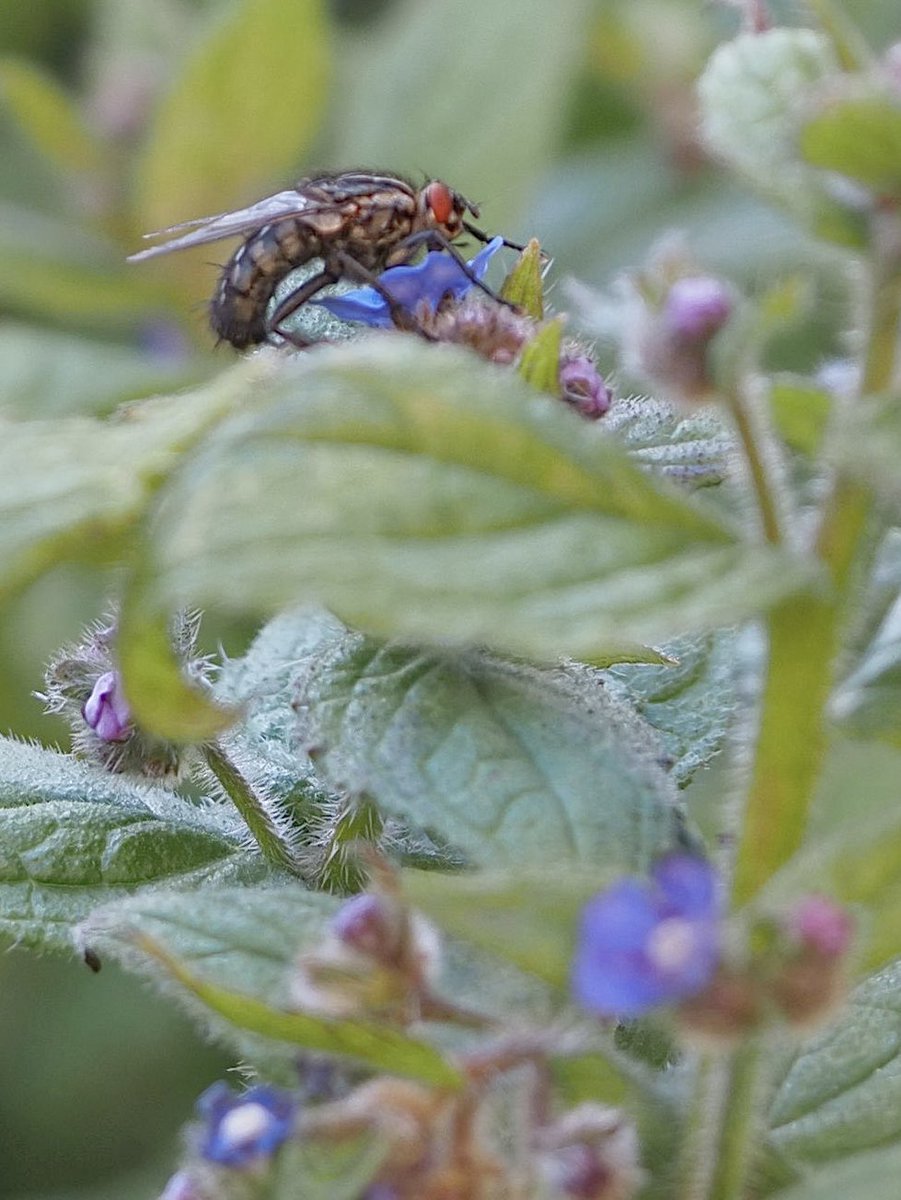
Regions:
[[312, 237, 505, 328], [196, 1081, 297, 1167], [572, 854, 721, 1020]]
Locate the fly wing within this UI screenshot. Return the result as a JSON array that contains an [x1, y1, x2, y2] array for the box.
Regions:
[[127, 189, 314, 262]]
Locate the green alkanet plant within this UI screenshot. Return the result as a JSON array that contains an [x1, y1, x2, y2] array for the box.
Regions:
[[4, 4, 901, 1199]]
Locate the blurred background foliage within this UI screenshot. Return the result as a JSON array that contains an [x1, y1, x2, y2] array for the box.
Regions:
[[0, 1, 898, 1196]]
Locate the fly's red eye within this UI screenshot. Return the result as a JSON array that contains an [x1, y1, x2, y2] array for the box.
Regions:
[[426, 181, 454, 225]]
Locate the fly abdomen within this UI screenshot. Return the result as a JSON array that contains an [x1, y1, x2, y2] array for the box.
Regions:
[[210, 220, 320, 348]]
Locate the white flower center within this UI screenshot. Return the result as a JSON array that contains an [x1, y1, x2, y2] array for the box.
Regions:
[[219, 1102, 273, 1148], [647, 917, 697, 974]]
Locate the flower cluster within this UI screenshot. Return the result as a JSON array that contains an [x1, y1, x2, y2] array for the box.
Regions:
[[572, 854, 854, 1040], [314, 239, 613, 420]]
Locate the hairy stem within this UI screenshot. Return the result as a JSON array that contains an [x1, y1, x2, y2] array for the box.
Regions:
[[203, 740, 301, 873], [732, 211, 901, 903], [708, 1042, 764, 1200]]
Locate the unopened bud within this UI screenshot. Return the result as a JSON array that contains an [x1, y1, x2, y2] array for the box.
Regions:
[[662, 277, 734, 342], [83, 671, 131, 742], [771, 896, 853, 1030], [559, 354, 613, 419]]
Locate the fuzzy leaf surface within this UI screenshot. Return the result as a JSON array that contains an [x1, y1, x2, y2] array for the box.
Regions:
[[294, 629, 681, 868], [123, 341, 814, 675], [86, 884, 462, 1086], [769, 959, 901, 1165], [0, 736, 263, 953]]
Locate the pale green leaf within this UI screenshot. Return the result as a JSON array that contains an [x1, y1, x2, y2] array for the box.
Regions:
[[769, 375, 832, 456], [770, 1144, 901, 1200], [0, 356, 269, 601], [801, 94, 901, 195], [295, 630, 681, 868], [831, 591, 901, 748], [770, 959, 901, 1165], [0, 57, 104, 177], [501, 239, 545, 319], [603, 632, 738, 787], [123, 340, 815, 672], [136, 0, 330, 234], [330, 0, 594, 230], [87, 885, 463, 1086], [518, 316, 563, 395]]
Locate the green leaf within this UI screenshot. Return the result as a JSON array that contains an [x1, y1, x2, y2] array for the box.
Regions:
[[87, 884, 463, 1086], [831, 592, 901, 748], [768, 375, 832, 456], [0, 735, 262, 953], [501, 239, 545, 319], [801, 94, 901, 196], [602, 393, 732, 491], [0, 57, 104, 177], [136, 0, 330, 234], [517, 316, 563, 395], [123, 340, 815, 667], [602, 632, 738, 788], [0, 321, 203, 419], [329, 0, 594, 230], [759, 804, 901, 975], [296, 630, 681, 868], [698, 30, 866, 247], [0, 357, 266, 601], [769, 959, 901, 1165], [273, 1134, 386, 1200], [404, 867, 611, 987], [769, 1144, 901, 1200], [828, 392, 901, 512]]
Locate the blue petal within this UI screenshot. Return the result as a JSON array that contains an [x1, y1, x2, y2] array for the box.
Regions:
[[313, 236, 504, 328], [652, 854, 719, 919]]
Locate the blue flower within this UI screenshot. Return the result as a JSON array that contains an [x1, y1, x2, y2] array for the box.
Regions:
[[572, 854, 721, 1020], [313, 237, 504, 328], [196, 1081, 297, 1168]]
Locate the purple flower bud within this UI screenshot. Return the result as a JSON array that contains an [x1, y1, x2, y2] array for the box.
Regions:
[[82, 671, 131, 742], [572, 855, 721, 1019], [789, 896, 853, 959], [196, 1082, 297, 1168], [331, 893, 405, 962], [314, 238, 504, 328], [559, 354, 613, 419], [662, 276, 734, 342]]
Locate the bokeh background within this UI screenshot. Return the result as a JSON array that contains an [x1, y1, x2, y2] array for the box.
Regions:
[[0, 0, 897, 1196]]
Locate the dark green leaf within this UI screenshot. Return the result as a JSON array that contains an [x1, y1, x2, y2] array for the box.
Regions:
[[295, 630, 682, 868], [0, 736, 262, 953]]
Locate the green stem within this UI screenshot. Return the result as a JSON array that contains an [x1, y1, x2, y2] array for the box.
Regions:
[[708, 1042, 764, 1200], [203, 741, 302, 874], [675, 1054, 719, 1200], [732, 214, 901, 903], [726, 382, 783, 545]]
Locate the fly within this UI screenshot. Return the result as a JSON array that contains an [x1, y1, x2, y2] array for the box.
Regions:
[[129, 170, 519, 349]]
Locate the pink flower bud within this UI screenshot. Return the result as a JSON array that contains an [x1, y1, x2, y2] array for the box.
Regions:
[[82, 671, 131, 742]]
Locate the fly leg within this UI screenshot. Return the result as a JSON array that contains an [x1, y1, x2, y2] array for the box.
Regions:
[[461, 221, 528, 254], [332, 251, 438, 340], [397, 230, 520, 310], [267, 268, 340, 347]]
